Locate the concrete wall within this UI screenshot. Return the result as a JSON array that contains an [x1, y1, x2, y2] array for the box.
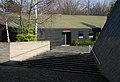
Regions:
[[0, 42, 10, 63], [10, 41, 50, 61], [0, 41, 50, 62], [92, 0, 120, 82]]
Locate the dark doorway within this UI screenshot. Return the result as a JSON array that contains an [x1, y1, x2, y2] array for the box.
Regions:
[[62, 31, 71, 45]]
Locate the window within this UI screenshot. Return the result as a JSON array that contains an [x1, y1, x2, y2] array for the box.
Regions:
[[78, 31, 83, 39], [89, 32, 93, 39]]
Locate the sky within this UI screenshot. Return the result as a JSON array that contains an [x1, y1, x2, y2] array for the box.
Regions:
[[1, 0, 113, 4], [92, 0, 111, 2], [89, 0, 113, 5], [91, 0, 111, 3], [27, 0, 112, 3]]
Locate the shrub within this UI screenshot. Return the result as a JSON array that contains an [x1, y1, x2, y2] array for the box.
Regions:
[[16, 34, 25, 42], [16, 34, 36, 42], [72, 38, 96, 46], [73, 39, 79, 46], [16, 24, 36, 42], [84, 39, 93, 45], [25, 34, 36, 41]]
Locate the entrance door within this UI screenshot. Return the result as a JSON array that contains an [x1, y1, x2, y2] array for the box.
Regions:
[[62, 32, 71, 45]]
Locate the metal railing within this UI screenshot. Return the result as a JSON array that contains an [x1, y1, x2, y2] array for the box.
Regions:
[[89, 45, 101, 65]]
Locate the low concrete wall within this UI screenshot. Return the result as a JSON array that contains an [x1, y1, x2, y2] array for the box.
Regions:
[[0, 41, 50, 62], [0, 42, 10, 63]]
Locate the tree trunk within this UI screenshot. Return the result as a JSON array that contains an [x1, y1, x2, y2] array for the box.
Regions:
[[3, 0, 10, 42], [5, 19, 10, 42], [33, 0, 38, 40], [20, 0, 23, 34]]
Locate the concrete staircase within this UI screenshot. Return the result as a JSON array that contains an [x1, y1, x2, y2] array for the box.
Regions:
[[0, 52, 109, 82], [5, 53, 102, 76]]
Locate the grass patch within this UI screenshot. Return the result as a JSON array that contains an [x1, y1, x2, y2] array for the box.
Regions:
[[42, 15, 107, 29], [0, 13, 107, 29]]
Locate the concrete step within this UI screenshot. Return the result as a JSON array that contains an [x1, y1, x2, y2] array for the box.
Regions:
[[3, 63, 100, 76], [23, 60, 96, 65], [15, 63, 97, 69], [1, 53, 102, 76]]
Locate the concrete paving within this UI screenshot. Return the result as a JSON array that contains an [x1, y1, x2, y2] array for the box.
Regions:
[[28, 46, 90, 60], [0, 65, 108, 82], [51, 46, 90, 53], [0, 46, 109, 82]]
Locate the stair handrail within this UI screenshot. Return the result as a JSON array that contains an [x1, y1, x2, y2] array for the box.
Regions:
[[89, 45, 101, 65]]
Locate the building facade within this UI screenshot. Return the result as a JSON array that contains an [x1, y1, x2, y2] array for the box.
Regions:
[[92, 0, 120, 82], [0, 24, 101, 45], [37, 28, 101, 46]]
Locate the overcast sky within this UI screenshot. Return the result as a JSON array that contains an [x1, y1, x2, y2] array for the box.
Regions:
[[17, 0, 113, 3], [92, 0, 111, 3], [27, 0, 112, 3]]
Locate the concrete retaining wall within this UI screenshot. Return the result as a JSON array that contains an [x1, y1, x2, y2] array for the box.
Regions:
[[0, 41, 50, 63], [0, 42, 10, 63]]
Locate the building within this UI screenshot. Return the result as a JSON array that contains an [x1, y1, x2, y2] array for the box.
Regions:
[[37, 15, 106, 46], [38, 27, 101, 46], [0, 14, 106, 45], [92, 0, 120, 82]]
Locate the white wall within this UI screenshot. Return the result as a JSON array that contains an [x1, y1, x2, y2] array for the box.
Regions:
[[10, 41, 50, 61], [0, 41, 50, 63], [0, 42, 10, 63]]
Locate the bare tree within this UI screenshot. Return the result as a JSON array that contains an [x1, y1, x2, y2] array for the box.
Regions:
[[20, 0, 23, 27], [87, 0, 90, 15], [54, 0, 82, 15], [78, 0, 92, 15], [87, 0, 109, 16], [33, 0, 38, 38], [1, 0, 10, 42]]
